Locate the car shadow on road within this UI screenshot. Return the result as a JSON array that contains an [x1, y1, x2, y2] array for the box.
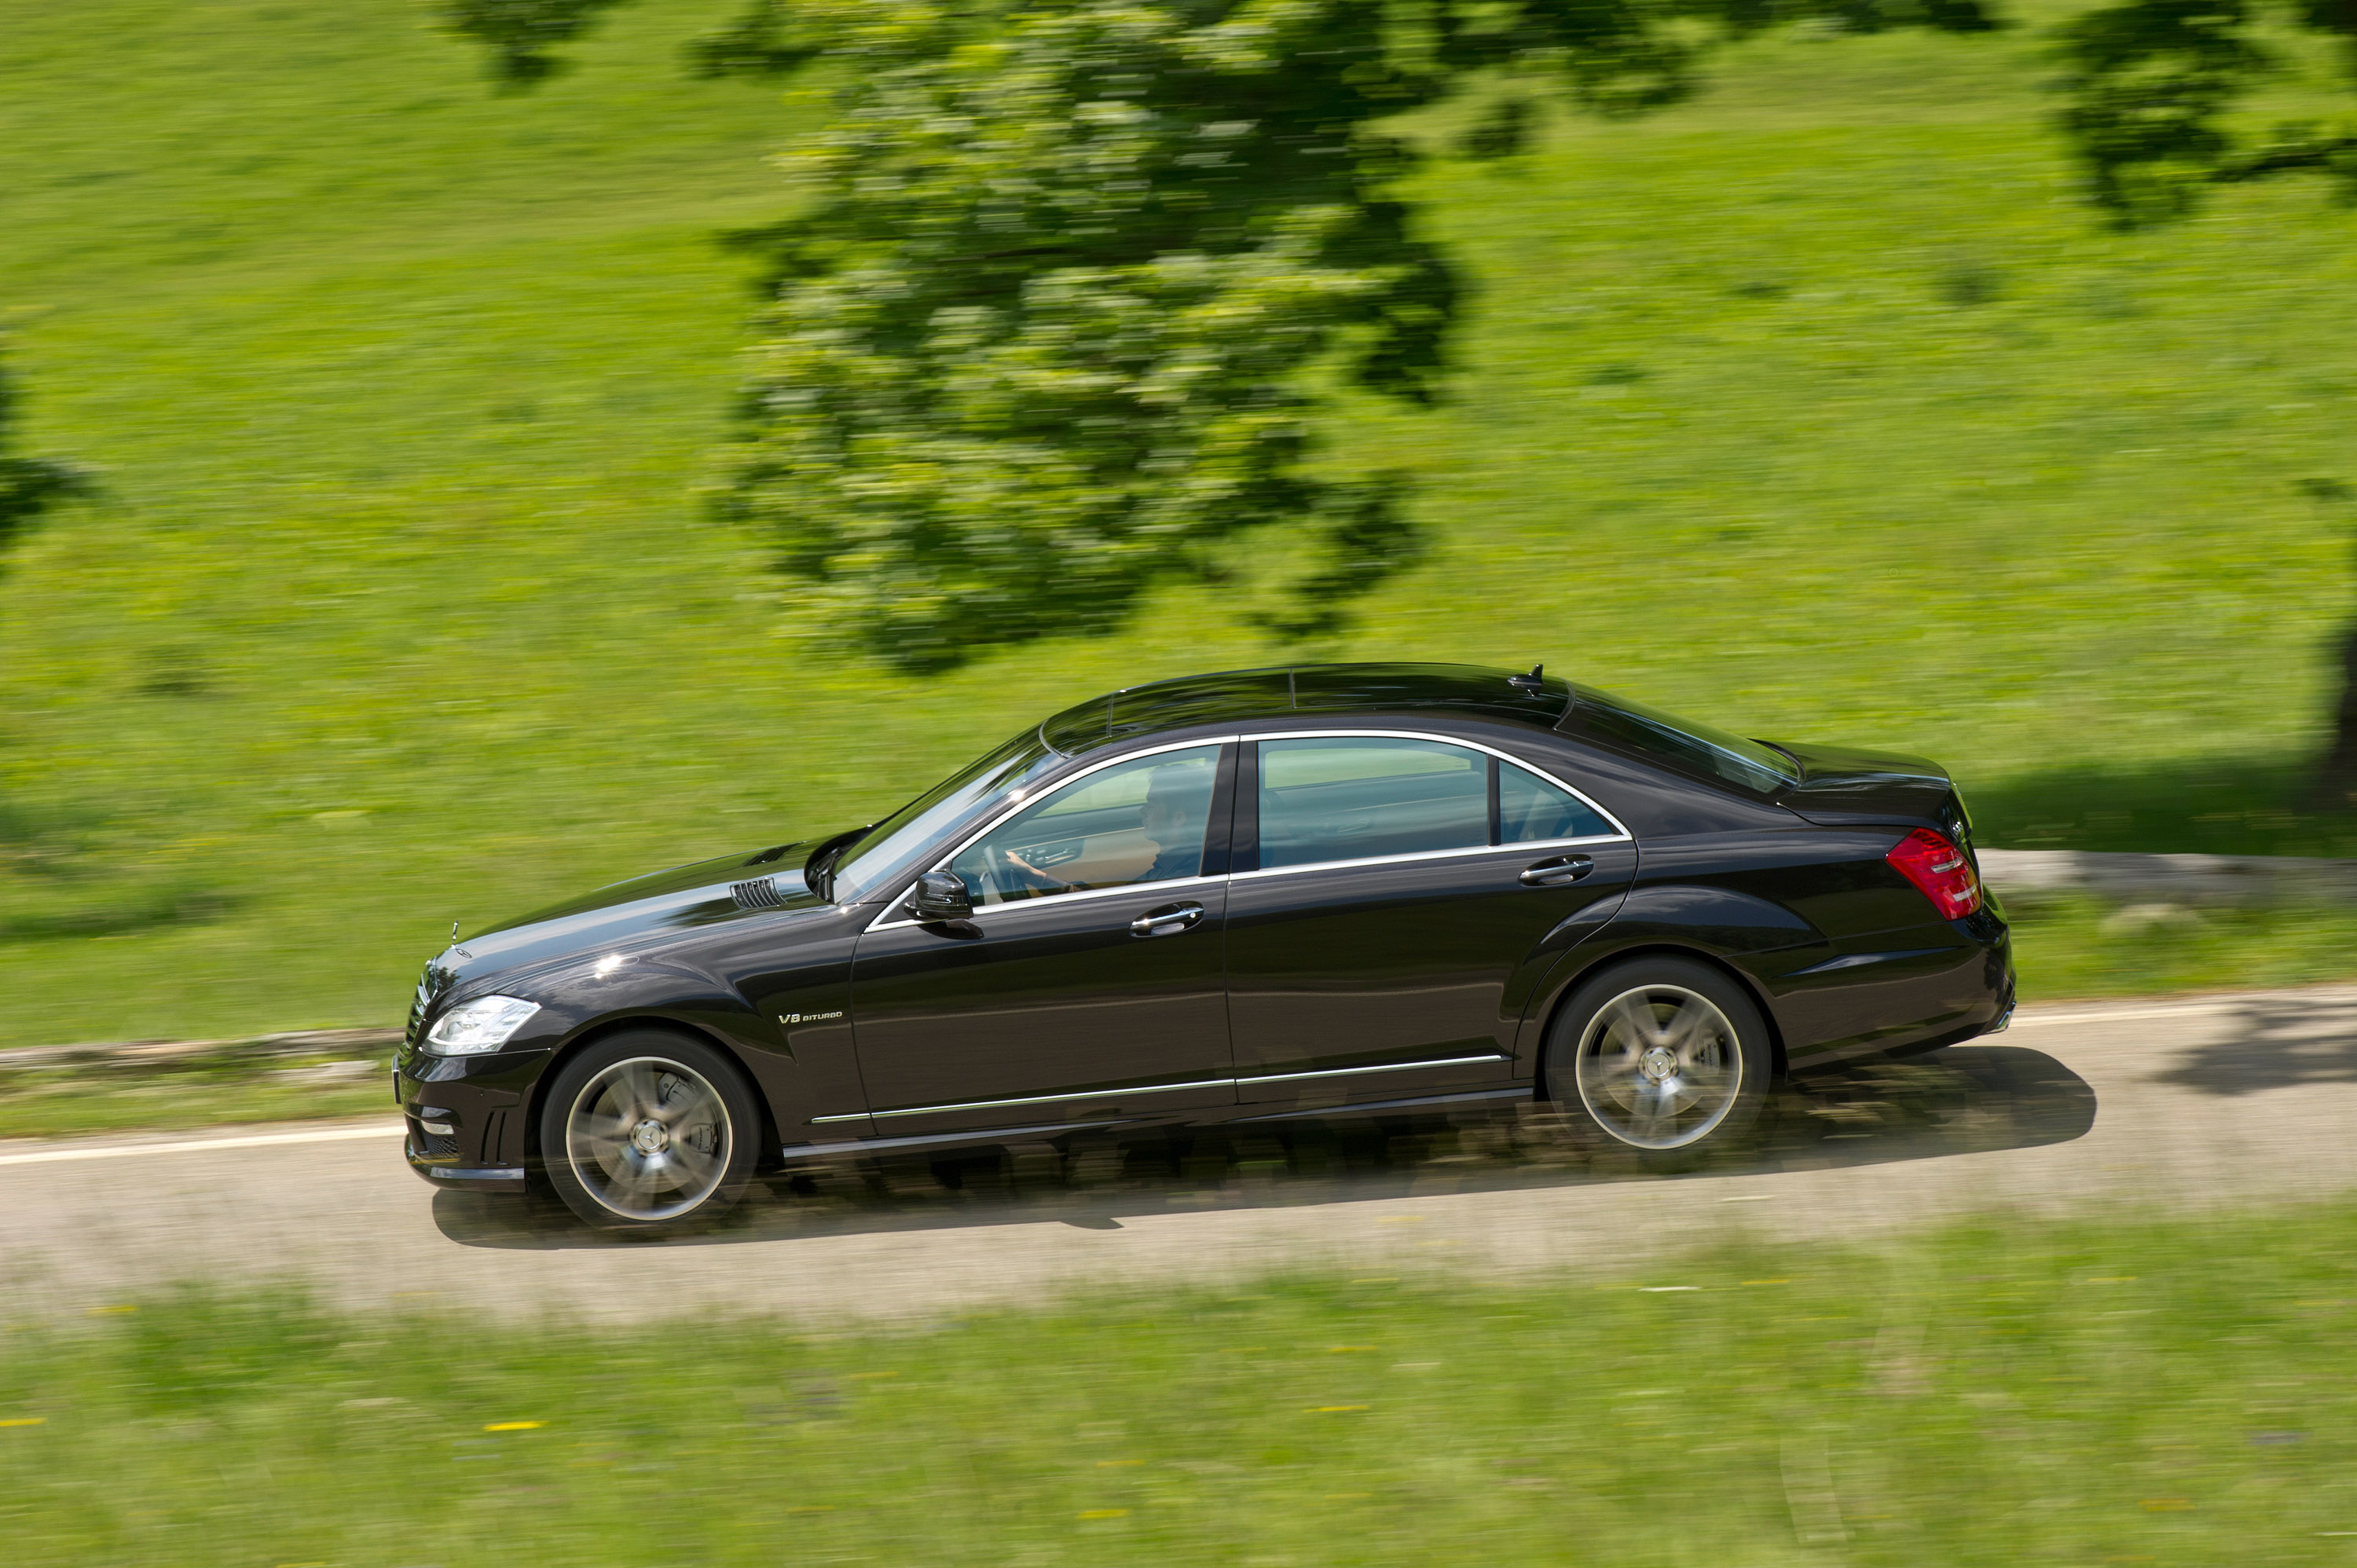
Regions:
[[2148, 991, 2357, 1096], [431, 1044, 2096, 1251]]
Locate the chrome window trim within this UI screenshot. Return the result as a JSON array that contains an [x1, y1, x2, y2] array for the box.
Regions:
[[1245, 727, 1630, 877], [809, 1053, 1513, 1123], [974, 872, 1222, 923], [1229, 834, 1621, 882], [861, 725, 1629, 932], [1250, 727, 1629, 837], [869, 872, 1228, 933], [865, 735, 1238, 934]]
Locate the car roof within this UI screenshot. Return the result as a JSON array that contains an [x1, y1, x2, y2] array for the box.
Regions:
[[1040, 662, 1575, 756]]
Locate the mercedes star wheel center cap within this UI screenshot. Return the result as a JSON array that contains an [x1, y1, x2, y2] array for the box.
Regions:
[[631, 1119, 670, 1156], [1640, 1045, 1678, 1082]]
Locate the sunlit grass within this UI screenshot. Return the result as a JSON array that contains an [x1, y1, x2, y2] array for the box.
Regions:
[[2010, 897, 2357, 1000], [3, 0, 2356, 1049], [5, 1203, 2356, 1562], [0, 1049, 392, 1141]]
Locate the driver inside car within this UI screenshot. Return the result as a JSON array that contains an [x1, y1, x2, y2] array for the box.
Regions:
[[996, 758, 1212, 897]]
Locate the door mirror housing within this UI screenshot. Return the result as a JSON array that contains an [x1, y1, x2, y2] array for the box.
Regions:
[[909, 870, 974, 922]]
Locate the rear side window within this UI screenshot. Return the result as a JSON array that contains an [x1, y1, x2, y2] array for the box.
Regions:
[[1258, 738, 1488, 869], [1498, 761, 1613, 844]]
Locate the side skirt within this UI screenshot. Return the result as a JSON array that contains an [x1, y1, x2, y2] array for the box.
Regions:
[[775, 1086, 1534, 1166]]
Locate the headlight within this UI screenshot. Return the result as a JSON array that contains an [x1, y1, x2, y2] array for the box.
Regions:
[[424, 995, 542, 1056]]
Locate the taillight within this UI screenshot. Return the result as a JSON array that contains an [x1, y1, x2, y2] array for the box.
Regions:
[[1886, 827, 1980, 919]]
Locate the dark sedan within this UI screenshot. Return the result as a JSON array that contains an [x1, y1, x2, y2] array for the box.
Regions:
[[397, 662, 2012, 1230]]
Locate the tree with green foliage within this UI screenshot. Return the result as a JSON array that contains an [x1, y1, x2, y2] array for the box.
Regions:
[[447, 0, 1996, 670], [0, 343, 90, 575], [2056, 0, 2356, 225], [436, 0, 635, 87], [709, 0, 1460, 670], [2052, 0, 2357, 804]]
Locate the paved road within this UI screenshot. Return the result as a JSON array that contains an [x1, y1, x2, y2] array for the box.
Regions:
[[7, 987, 2357, 1324]]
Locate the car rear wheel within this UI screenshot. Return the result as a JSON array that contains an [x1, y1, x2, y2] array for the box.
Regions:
[[538, 1031, 760, 1232], [1544, 957, 1772, 1168]]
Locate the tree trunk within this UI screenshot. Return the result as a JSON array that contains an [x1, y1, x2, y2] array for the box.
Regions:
[[2308, 614, 2357, 811]]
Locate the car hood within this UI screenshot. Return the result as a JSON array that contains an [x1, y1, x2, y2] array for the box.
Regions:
[[437, 839, 830, 989], [1769, 741, 1965, 833]]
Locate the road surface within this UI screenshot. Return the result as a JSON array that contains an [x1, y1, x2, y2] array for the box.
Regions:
[[6, 987, 2356, 1324]]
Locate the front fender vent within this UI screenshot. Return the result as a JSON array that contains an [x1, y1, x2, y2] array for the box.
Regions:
[[731, 876, 786, 910]]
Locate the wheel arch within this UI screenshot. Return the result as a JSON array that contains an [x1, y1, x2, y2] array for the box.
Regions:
[[522, 1013, 782, 1163], [1527, 941, 1790, 1104]]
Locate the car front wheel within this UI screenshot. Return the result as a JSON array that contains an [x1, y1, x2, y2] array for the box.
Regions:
[[1543, 957, 1772, 1167], [538, 1030, 761, 1232]]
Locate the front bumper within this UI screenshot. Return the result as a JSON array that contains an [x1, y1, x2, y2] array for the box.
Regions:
[[403, 1128, 530, 1189], [394, 1042, 549, 1192]]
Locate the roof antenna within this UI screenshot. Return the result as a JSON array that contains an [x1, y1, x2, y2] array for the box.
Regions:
[[1508, 662, 1545, 692]]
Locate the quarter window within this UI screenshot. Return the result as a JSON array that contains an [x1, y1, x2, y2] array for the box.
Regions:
[[1497, 761, 1613, 844], [1258, 738, 1488, 869], [948, 746, 1222, 907]]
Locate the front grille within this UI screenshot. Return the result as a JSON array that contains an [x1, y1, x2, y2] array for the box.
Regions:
[[731, 876, 785, 910], [405, 960, 442, 1050]]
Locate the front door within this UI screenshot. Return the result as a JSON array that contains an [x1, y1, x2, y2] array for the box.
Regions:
[[1224, 732, 1637, 1108], [849, 742, 1237, 1134]]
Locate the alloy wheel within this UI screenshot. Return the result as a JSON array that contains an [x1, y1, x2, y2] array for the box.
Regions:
[[1572, 984, 1745, 1151], [563, 1056, 733, 1221]]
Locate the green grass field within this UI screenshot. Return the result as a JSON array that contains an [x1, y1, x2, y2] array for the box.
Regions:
[[4, 0, 2357, 1052], [6, 1200, 2357, 1563]]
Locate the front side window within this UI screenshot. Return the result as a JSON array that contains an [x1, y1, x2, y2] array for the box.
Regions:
[[1258, 738, 1488, 869], [948, 745, 1222, 907]]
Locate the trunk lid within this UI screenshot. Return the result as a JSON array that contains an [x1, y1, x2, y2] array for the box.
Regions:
[[1770, 740, 1972, 844]]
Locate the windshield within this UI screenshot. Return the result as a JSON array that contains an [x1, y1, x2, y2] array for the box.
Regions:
[[828, 728, 1061, 903], [1566, 687, 1799, 794]]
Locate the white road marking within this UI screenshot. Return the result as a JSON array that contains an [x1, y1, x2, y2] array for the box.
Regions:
[[2009, 998, 2249, 1028], [0, 1122, 405, 1168]]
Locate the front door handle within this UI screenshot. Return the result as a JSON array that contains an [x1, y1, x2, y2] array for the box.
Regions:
[[1130, 900, 1205, 937], [1519, 855, 1594, 887]]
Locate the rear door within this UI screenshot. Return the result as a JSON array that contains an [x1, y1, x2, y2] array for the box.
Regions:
[[848, 741, 1239, 1134], [1223, 731, 1635, 1107]]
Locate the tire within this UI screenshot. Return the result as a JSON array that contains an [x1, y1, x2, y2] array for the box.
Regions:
[[537, 1029, 761, 1233], [1541, 957, 1773, 1171]]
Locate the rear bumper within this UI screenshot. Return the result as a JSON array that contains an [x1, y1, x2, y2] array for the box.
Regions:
[[1772, 914, 2014, 1069], [1982, 973, 2018, 1035]]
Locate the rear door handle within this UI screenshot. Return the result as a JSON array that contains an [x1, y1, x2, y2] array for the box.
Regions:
[[1130, 900, 1205, 937], [1519, 855, 1593, 887]]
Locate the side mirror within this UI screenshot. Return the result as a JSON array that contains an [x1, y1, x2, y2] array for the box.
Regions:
[[909, 870, 974, 923]]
